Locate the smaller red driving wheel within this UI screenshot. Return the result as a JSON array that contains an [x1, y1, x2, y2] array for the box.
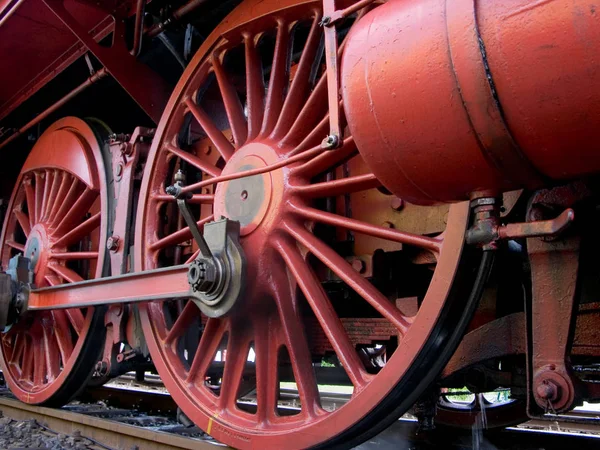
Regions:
[[0, 117, 110, 406]]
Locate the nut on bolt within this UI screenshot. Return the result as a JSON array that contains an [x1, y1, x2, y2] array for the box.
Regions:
[[321, 134, 339, 149], [351, 259, 366, 274], [106, 235, 120, 252], [536, 379, 559, 401], [391, 197, 404, 211], [188, 258, 218, 293]]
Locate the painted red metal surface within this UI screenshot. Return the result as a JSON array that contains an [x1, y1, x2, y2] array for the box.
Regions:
[[341, 0, 600, 204], [132, 0, 473, 447], [0, 117, 109, 404], [0, 68, 108, 151], [41, 0, 171, 124], [0, 0, 110, 117]]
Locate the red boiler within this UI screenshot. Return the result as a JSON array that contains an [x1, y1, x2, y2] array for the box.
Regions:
[[341, 0, 600, 204]]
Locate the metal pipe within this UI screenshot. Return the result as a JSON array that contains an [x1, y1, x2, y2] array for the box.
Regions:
[[0, 68, 108, 151], [0, 0, 25, 28], [146, 0, 210, 38], [130, 0, 145, 56]]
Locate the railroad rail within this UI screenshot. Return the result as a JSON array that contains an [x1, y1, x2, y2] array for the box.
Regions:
[[0, 396, 224, 450], [5, 373, 600, 450], [3, 384, 600, 450]]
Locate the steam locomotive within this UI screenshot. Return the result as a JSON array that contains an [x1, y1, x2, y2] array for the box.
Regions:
[[0, 0, 599, 448]]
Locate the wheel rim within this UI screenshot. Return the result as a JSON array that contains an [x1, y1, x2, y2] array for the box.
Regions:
[[137, 1, 472, 448], [0, 117, 109, 405]]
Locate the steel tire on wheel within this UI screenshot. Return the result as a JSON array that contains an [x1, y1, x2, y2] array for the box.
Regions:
[[136, 1, 485, 448], [0, 117, 110, 406]]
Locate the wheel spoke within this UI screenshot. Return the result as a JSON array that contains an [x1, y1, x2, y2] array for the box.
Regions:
[[254, 317, 279, 422], [50, 310, 74, 366], [8, 333, 24, 365], [166, 144, 222, 178], [48, 264, 84, 283], [14, 210, 31, 237], [21, 343, 34, 382], [272, 15, 323, 139], [260, 20, 291, 137], [34, 172, 44, 225], [53, 188, 98, 235], [6, 240, 25, 252], [292, 113, 330, 154], [185, 98, 234, 161], [275, 237, 368, 389], [270, 268, 322, 417], [164, 301, 200, 346], [149, 215, 214, 252], [23, 177, 36, 227], [187, 317, 225, 383], [47, 172, 71, 226], [65, 309, 85, 336], [292, 173, 380, 198], [52, 212, 101, 248], [42, 170, 61, 223], [32, 333, 46, 385], [40, 169, 52, 222], [50, 177, 82, 229], [280, 72, 328, 148], [212, 54, 248, 147], [42, 323, 60, 381], [284, 221, 411, 334], [45, 274, 61, 286], [185, 249, 200, 263], [290, 203, 441, 253], [218, 324, 251, 408], [244, 34, 265, 141], [293, 136, 357, 177]]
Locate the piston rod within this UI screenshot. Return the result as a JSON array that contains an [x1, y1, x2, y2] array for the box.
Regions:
[[0, 68, 108, 151]]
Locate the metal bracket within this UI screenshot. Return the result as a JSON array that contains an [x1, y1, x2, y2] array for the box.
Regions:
[[167, 171, 246, 317], [108, 127, 154, 275], [41, 0, 171, 123], [319, 0, 377, 149], [527, 230, 581, 414]]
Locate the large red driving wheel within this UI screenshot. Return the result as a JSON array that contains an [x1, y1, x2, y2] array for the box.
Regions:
[[137, 1, 484, 448], [0, 117, 110, 405]]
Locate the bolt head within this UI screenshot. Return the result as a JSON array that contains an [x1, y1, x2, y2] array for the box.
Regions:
[[351, 259, 366, 274], [174, 170, 186, 183], [165, 185, 178, 196], [391, 197, 404, 211], [321, 134, 339, 149], [106, 236, 120, 252], [536, 379, 559, 401]]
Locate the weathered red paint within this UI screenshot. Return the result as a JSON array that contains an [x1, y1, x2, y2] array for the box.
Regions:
[[0, 117, 109, 404], [133, 1, 472, 447], [341, 0, 600, 204]]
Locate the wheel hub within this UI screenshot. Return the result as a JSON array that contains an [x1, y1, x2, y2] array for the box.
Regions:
[[214, 143, 281, 236], [24, 225, 49, 282]]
